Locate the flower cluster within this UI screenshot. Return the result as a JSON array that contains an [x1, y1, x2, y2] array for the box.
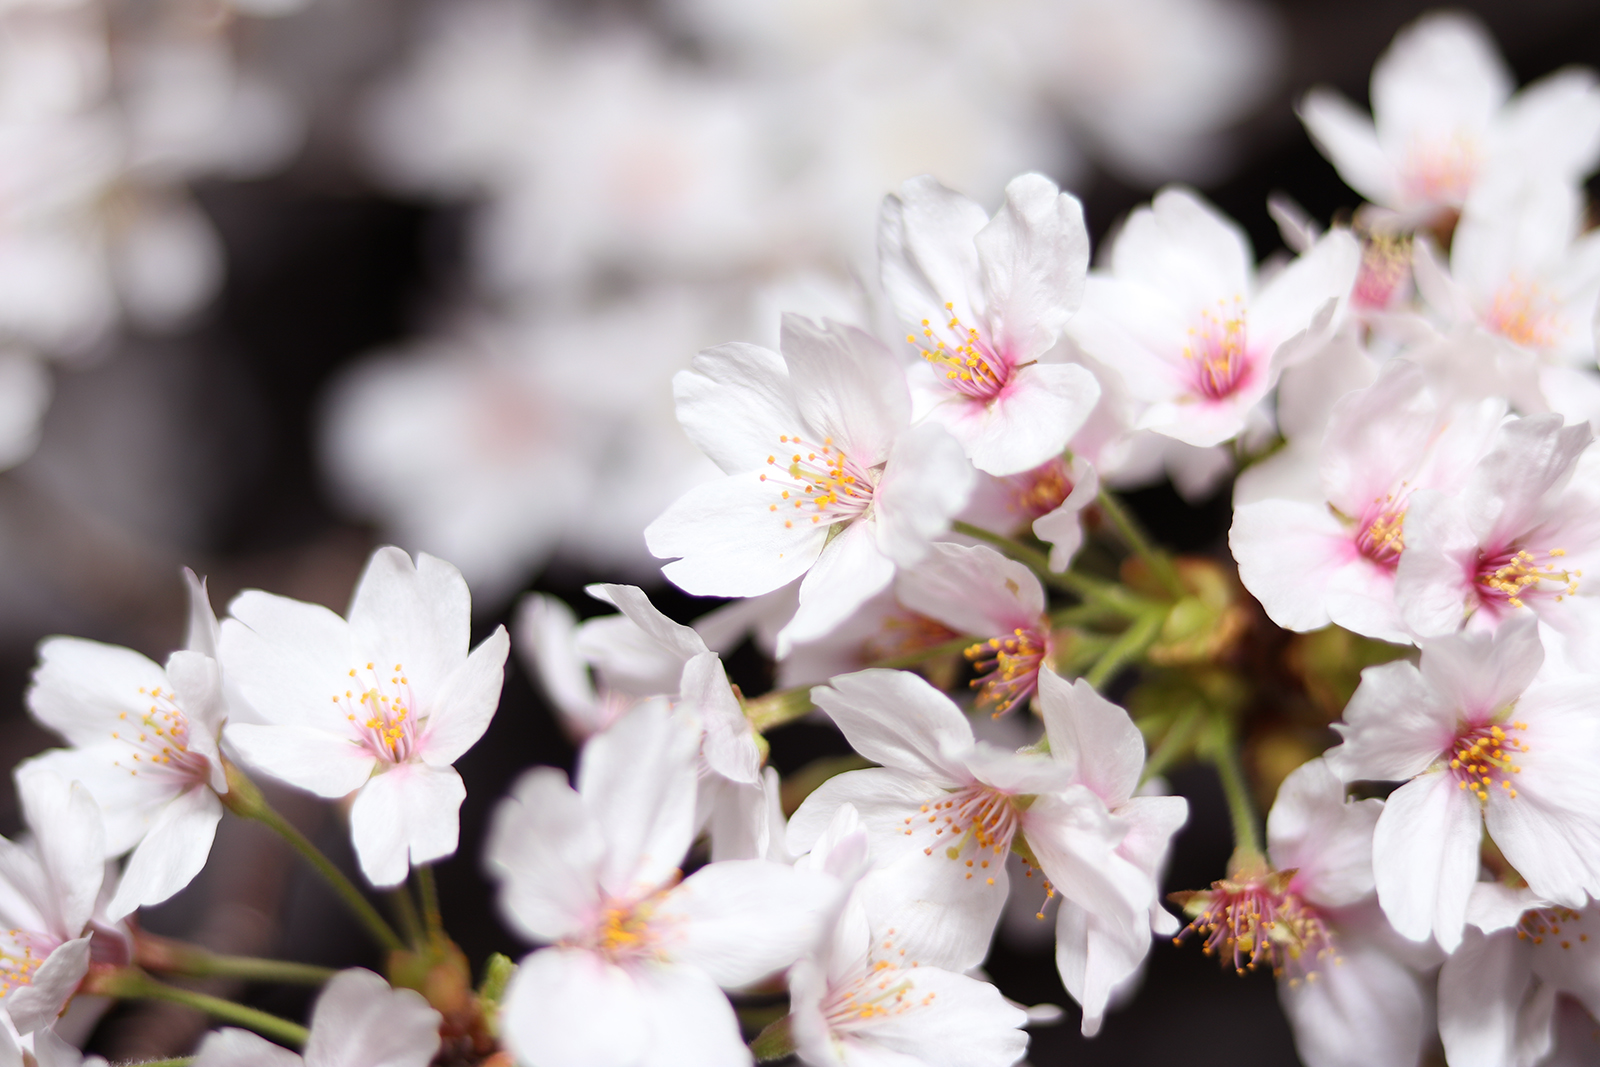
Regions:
[[12, 10, 1600, 1067]]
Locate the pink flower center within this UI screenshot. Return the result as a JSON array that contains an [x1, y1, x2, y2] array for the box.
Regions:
[[1174, 870, 1336, 983], [569, 882, 678, 965], [111, 685, 210, 784], [1003, 457, 1074, 521], [965, 626, 1050, 716], [1475, 546, 1580, 610], [1402, 133, 1480, 206], [1485, 278, 1563, 351], [761, 434, 875, 530], [334, 662, 421, 763], [1517, 907, 1588, 950], [1353, 233, 1411, 310], [1354, 495, 1408, 568], [1447, 719, 1528, 802], [0, 930, 59, 999], [901, 784, 1020, 886], [823, 938, 939, 1033], [906, 302, 1011, 402], [1183, 298, 1254, 402], [861, 612, 961, 666]]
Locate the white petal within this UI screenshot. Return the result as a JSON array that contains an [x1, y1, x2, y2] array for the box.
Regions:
[[1266, 759, 1380, 909], [781, 315, 910, 466], [1279, 932, 1428, 1067], [106, 786, 222, 919], [577, 700, 699, 897], [1326, 661, 1455, 783], [1250, 229, 1359, 353], [502, 948, 647, 1067], [220, 594, 354, 727], [1418, 615, 1543, 721], [872, 422, 975, 567], [193, 1028, 303, 1067], [1438, 926, 1555, 1067], [673, 342, 802, 475], [647, 471, 827, 598], [485, 766, 603, 943], [303, 967, 441, 1067], [808, 670, 971, 783], [183, 568, 222, 659], [879, 176, 988, 333], [680, 653, 760, 786], [513, 594, 598, 728], [1036, 671, 1143, 808], [786, 768, 946, 860], [586, 585, 709, 663], [836, 966, 1028, 1067], [779, 522, 895, 655], [895, 541, 1044, 639], [662, 860, 836, 988], [347, 549, 471, 705], [632, 962, 750, 1067], [27, 638, 169, 748], [348, 763, 466, 887], [164, 650, 228, 793], [939, 363, 1100, 478], [5, 936, 89, 1035], [1297, 89, 1396, 206], [20, 773, 104, 937], [417, 626, 508, 767], [976, 173, 1088, 362], [1054, 898, 1148, 1038], [224, 724, 376, 799], [1372, 773, 1481, 950], [1229, 500, 1352, 634]]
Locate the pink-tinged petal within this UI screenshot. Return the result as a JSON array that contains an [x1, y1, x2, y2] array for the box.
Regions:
[[1461, 415, 1592, 549], [786, 768, 947, 861], [679, 653, 760, 786], [1023, 790, 1151, 955], [513, 594, 599, 724], [1327, 661, 1455, 783], [485, 767, 604, 944], [1266, 759, 1380, 909], [105, 785, 222, 920], [347, 548, 471, 707], [631, 962, 750, 1067], [1438, 927, 1555, 1067], [577, 700, 699, 897], [5, 935, 89, 1035], [20, 774, 104, 937], [224, 724, 377, 799], [809, 671, 972, 784], [1393, 489, 1479, 637], [1279, 931, 1428, 1067], [220, 593, 354, 727], [1418, 616, 1542, 721], [1297, 89, 1396, 206], [304, 967, 441, 1067], [872, 422, 974, 567], [1318, 360, 1434, 512], [941, 362, 1100, 477], [348, 763, 466, 886], [673, 342, 803, 476], [1322, 561, 1410, 646], [647, 471, 828, 598], [163, 650, 228, 794], [1033, 458, 1099, 573], [501, 948, 647, 1067], [192, 1028, 303, 1067], [1109, 188, 1252, 308], [182, 568, 221, 659], [417, 626, 507, 767], [1055, 897, 1147, 1038], [975, 173, 1088, 361], [27, 637, 169, 748], [1372, 772, 1481, 950], [780, 522, 895, 655], [837, 966, 1029, 1067], [1036, 671, 1143, 808], [1251, 230, 1359, 354], [879, 176, 989, 331], [895, 542, 1043, 639], [661, 860, 836, 988], [782, 316, 910, 466]]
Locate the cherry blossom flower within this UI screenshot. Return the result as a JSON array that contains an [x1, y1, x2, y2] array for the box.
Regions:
[[896, 543, 1054, 717], [1394, 413, 1600, 651], [1437, 883, 1600, 1067], [960, 454, 1099, 572], [1299, 11, 1600, 227], [1232, 359, 1503, 642], [191, 968, 441, 1067], [879, 173, 1101, 476], [1067, 187, 1359, 448], [485, 701, 836, 1067], [787, 668, 1157, 979], [220, 547, 509, 887], [16, 569, 238, 919], [0, 771, 104, 1037], [646, 314, 974, 654], [787, 805, 1030, 1067], [1326, 617, 1600, 951]]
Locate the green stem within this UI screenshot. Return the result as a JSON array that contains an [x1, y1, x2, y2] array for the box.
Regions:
[[90, 968, 310, 1048], [1095, 489, 1186, 599], [417, 864, 444, 940], [219, 761, 405, 953], [744, 686, 815, 733], [1206, 721, 1262, 858], [1083, 611, 1165, 690], [750, 1015, 795, 1062], [1139, 707, 1203, 786], [389, 885, 425, 948], [135, 933, 335, 986]]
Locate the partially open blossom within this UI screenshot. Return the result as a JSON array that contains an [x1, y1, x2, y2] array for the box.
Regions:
[[1067, 187, 1359, 448], [646, 314, 974, 654], [1299, 11, 1600, 227], [960, 454, 1100, 572], [221, 547, 510, 886], [879, 173, 1100, 477], [192, 968, 441, 1067], [486, 701, 835, 1067], [1326, 617, 1600, 951]]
